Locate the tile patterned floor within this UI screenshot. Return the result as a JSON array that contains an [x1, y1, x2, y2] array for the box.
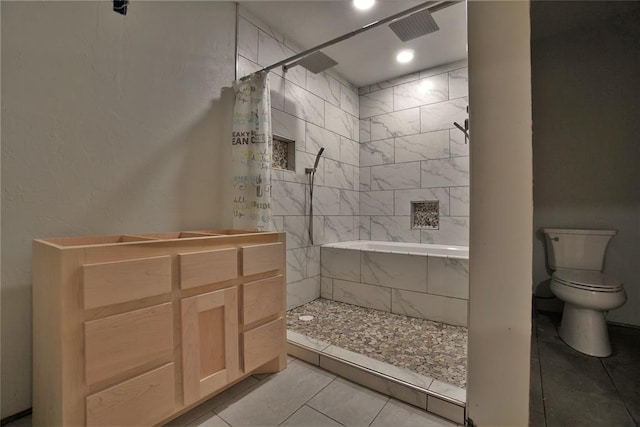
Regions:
[[7, 358, 457, 427], [173, 358, 458, 426], [19, 310, 639, 426], [530, 311, 640, 426], [11, 310, 639, 426], [287, 299, 468, 388]]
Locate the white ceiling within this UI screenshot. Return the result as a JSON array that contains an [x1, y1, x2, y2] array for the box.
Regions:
[[240, 1, 467, 87]]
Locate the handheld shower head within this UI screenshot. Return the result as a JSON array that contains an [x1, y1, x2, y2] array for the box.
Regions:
[[307, 147, 325, 245], [305, 147, 325, 175], [313, 147, 325, 170]]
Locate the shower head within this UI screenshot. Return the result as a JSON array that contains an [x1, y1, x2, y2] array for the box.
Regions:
[[389, 8, 440, 42], [313, 147, 325, 170], [306, 147, 325, 175], [285, 52, 338, 74]]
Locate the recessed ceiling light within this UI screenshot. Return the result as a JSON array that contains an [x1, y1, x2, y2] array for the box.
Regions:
[[353, 0, 375, 11], [396, 49, 414, 64]]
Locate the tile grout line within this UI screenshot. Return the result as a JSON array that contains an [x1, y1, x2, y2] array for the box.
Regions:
[[301, 404, 346, 426], [212, 361, 329, 427], [218, 413, 232, 427], [599, 356, 636, 423], [534, 318, 549, 427], [367, 396, 392, 427], [297, 375, 341, 419]]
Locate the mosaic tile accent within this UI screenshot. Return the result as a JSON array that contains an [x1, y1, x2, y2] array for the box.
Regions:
[[272, 136, 294, 170], [412, 201, 439, 229], [287, 299, 467, 388]]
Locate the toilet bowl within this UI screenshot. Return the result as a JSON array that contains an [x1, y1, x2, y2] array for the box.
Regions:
[[550, 269, 626, 357], [542, 228, 626, 357]]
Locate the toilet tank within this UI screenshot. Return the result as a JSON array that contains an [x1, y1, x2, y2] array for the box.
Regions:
[[542, 228, 616, 271]]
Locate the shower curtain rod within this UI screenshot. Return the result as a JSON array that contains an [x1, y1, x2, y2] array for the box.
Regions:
[[241, 0, 462, 80]]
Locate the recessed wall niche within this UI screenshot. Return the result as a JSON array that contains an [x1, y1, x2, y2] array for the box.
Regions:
[[411, 201, 439, 229], [272, 135, 295, 171]]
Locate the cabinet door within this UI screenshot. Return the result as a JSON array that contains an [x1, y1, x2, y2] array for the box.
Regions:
[[181, 287, 239, 405]]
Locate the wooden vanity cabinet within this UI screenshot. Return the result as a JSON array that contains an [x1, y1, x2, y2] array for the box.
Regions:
[[32, 230, 286, 426]]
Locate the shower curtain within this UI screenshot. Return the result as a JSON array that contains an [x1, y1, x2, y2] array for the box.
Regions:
[[231, 72, 273, 231]]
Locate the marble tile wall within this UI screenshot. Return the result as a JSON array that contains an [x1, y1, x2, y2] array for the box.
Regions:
[[359, 62, 469, 246], [237, 9, 360, 309], [321, 247, 469, 326]]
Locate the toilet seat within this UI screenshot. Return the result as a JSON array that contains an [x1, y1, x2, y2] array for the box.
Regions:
[[553, 269, 623, 293]]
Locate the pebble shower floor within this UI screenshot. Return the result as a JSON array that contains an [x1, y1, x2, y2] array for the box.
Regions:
[[287, 299, 468, 388]]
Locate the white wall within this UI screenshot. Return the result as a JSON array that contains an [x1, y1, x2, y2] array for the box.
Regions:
[[358, 62, 470, 245], [531, 3, 640, 326], [1, 1, 235, 417], [237, 8, 361, 310], [466, 1, 532, 425]]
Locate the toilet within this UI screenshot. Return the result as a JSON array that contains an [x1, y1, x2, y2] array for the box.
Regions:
[[542, 228, 626, 357]]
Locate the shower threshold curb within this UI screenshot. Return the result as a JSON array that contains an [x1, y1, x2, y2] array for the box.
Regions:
[[286, 330, 466, 425]]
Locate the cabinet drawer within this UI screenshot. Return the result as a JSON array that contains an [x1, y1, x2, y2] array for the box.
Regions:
[[83, 255, 171, 309], [86, 363, 175, 426], [179, 248, 238, 289], [242, 317, 284, 373], [85, 303, 173, 386], [243, 276, 284, 325], [241, 243, 283, 276]]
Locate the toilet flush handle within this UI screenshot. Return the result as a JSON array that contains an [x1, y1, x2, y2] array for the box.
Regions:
[[551, 237, 559, 241]]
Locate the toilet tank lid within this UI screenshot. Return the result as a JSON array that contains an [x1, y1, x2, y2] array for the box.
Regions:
[[542, 228, 617, 236]]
